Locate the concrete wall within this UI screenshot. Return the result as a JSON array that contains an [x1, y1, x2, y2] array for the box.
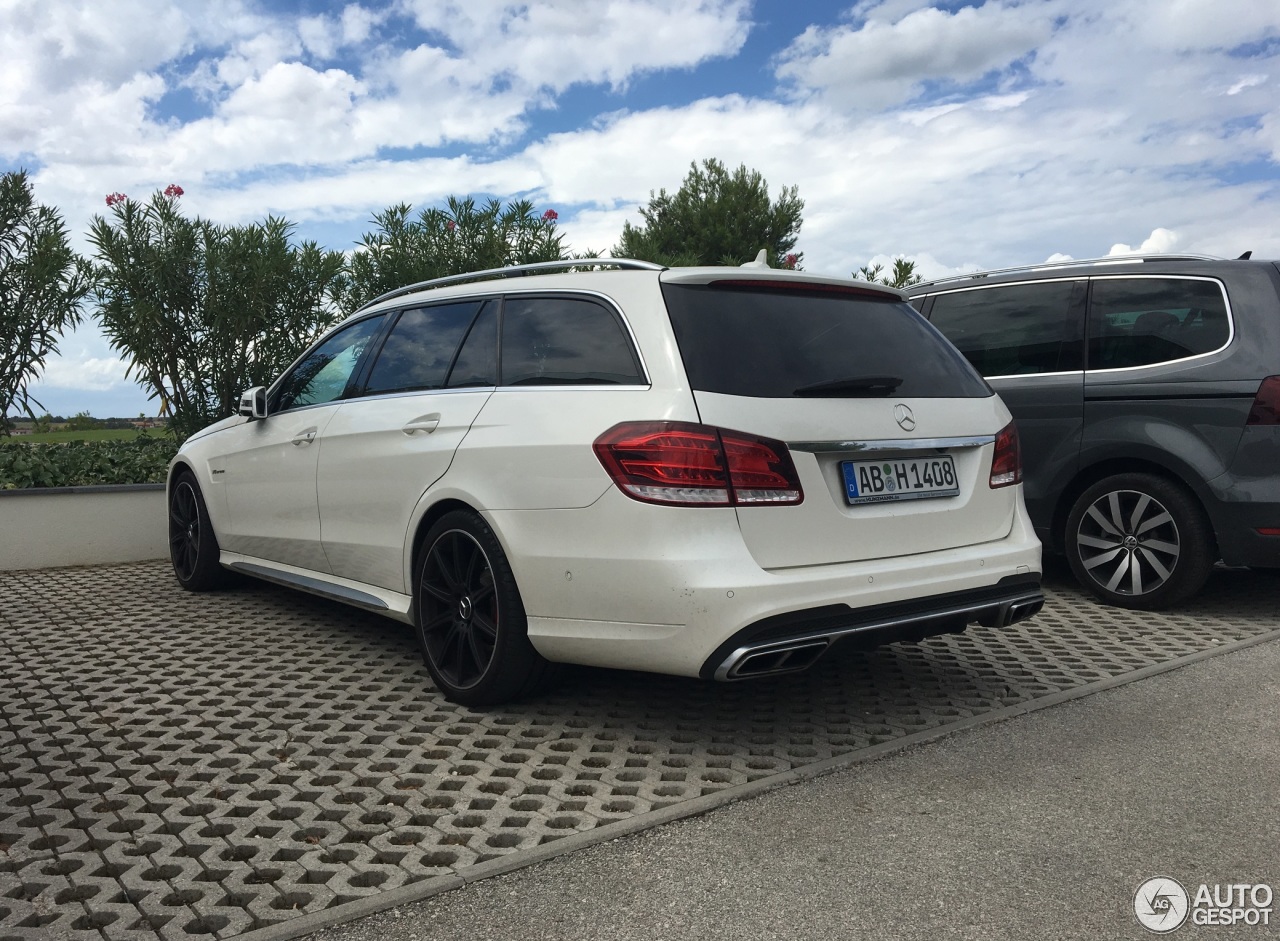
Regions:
[[0, 485, 167, 570]]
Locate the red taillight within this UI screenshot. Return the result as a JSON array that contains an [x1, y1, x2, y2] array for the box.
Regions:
[[1246, 376, 1280, 425], [989, 421, 1022, 488], [593, 421, 803, 507]]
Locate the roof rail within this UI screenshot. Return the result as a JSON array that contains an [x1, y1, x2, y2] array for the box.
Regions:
[[913, 253, 1224, 290], [355, 258, 666, 312]]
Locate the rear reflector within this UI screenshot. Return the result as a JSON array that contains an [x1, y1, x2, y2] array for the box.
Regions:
[[594, 421, 803, 507], [989, 421, 1022, 488], [1256, 527, 1280, 536], [1246, 376, 1280, 425]]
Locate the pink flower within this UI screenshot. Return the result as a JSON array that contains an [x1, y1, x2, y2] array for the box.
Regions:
[[105, 192, 127, 207], [164, 183, 184, 198], [542, 209, 558, 221], [446, 220, 456, 231], [783, 253, 799, 269]]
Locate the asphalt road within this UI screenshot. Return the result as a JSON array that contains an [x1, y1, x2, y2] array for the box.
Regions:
[[311, 637, 1280, 941]]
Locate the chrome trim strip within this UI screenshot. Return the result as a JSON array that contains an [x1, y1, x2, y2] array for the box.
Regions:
[[987, 370, 1085, 381], [227, 561, 390, 611], [788, 434, 994, 453], [713, 589, 1044, 681], [912, 253, 1222, 290], [916, 275, 1234, 378]]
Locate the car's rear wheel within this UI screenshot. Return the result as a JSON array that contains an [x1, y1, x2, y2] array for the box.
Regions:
[[414, 510, 558, 706], [1065, 473, 1213, 609], [169, 472, 230, 591]]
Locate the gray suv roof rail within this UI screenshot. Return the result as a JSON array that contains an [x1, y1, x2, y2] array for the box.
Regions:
[[356, 258, 667, 311], [912, 253, 1224, 290]]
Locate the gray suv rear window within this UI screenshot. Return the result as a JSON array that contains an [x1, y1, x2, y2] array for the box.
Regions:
[[1088, 277, 1230, 370], [662, 282, 990, 398]]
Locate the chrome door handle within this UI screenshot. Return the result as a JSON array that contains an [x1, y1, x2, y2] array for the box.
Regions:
[[402, 415, 441, 435], [291, 430, 317, 446]]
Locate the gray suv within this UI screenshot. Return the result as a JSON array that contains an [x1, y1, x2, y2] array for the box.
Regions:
[[908, 254, 1280, 608]]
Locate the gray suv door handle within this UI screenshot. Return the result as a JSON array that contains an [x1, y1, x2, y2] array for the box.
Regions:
[[403, 415, 441, 435], [291, 429, 317, 446]]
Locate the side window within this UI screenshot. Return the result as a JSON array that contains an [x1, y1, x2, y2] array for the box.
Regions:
[[927, 281, 1084, 377], [275, 315, 385, 412], [1087, 278, 1230, 371], [446, 302, 498, 388], [363, 301, 481, 395], [501, 296, 644, 386]]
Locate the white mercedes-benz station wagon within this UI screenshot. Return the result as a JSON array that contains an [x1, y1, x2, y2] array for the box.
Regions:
[[168, 259, 1044, 705]]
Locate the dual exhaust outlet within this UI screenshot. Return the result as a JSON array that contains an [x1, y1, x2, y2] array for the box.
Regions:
[[714, 593, 1045, 681]]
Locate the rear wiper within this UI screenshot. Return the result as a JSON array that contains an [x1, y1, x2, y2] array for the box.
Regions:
[[793, 375, 903, 397]]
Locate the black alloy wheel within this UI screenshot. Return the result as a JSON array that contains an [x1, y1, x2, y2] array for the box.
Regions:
[[419, 528, 500, 690], [168, 473, 228, 591], [414, 510, 557, 706], [1065, 473, 1213, 609]]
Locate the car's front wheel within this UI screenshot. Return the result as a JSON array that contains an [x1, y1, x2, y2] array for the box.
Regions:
[[168, 472, 230, 591], [414, 510, 558, 706], [1065, 473, 1213, 609]]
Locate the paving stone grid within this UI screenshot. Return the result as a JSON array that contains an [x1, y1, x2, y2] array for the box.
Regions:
[[1, 560, 1276, 940]]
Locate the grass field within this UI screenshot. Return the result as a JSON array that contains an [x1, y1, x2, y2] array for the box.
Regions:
[[6, 428, 171, 444]]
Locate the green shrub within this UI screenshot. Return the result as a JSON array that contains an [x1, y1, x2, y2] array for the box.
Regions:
[[0, 436, 180, 489]]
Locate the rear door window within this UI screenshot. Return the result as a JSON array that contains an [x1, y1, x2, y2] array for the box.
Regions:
[[1087, 277, 1231, 370], [926, 281, 1085, 377], [662, 281, 989, 398], [363, 301, 482, 395], [500, 295, 644, 386], [446, 302, 498, 388]]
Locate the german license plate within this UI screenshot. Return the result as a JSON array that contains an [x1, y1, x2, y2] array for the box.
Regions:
[[842, 455, 960, 505]]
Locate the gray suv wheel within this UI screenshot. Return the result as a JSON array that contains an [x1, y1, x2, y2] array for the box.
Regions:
[[1065, 473, 1213, 609]]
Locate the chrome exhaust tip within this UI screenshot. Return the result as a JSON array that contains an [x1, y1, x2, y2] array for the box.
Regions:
[[717, 639, 831, 680], [1005, 597, 1044, 624], [977, 593, 1045, 627]]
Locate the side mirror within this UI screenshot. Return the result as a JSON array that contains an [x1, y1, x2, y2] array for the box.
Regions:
[[238, 386, 268, 419]]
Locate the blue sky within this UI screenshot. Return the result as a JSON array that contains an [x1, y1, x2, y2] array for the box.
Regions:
[[3, 0, 1278, 418]]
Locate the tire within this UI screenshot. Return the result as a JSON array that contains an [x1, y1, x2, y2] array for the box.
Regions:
[[414, 510, 559, 706], [168, 472, 230, 591], [1065, 473, 1214, 609]]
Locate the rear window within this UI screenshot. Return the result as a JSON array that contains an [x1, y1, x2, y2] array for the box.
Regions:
[[662, 282, 991, 398], [1087, 277, 1231, 370]]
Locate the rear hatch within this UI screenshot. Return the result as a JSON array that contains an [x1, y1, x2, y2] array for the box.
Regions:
[[661, 272, 1020, 569]]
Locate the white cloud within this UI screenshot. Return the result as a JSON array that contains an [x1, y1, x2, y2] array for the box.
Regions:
[[35, 355, 131, 393], [1108, 227, 1182, 256], [397, 0, 752, 93], [1227, 74, 1268, 96], [777, 1, 1054, 110]]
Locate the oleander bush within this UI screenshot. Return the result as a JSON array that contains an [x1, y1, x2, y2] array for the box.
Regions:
[[0, 437, 179, 489]]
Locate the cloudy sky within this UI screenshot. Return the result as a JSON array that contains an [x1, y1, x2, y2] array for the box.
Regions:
[[5, 0, 1278, 417]]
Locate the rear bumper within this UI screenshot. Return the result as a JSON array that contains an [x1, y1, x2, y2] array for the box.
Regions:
[[1212, 426, 1280, 567], [487, 488, 1043, 678], [1210, 502, 1280, 567], [701, 575, 1043, 680]]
